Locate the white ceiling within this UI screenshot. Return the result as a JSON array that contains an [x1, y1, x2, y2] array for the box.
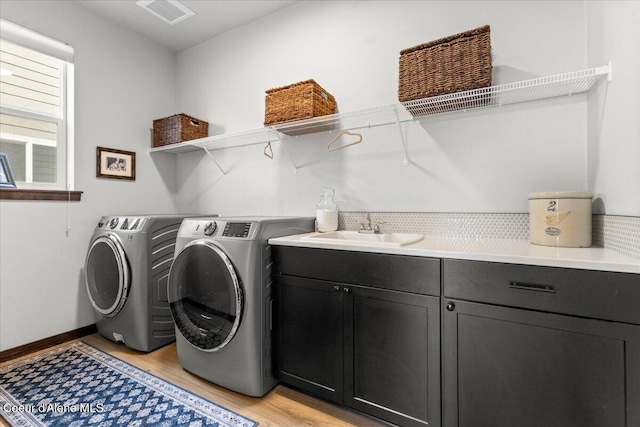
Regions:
[[75, 0, 298, 52]]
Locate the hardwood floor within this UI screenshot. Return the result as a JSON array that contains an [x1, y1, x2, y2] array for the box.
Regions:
[[1, 333, 386, 427]]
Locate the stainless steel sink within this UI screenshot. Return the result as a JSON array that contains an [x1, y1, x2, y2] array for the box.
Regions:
[[301, 231, 424, 247]]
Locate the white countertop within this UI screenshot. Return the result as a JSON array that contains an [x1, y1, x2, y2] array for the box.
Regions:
[[269, 232, 640, 274]]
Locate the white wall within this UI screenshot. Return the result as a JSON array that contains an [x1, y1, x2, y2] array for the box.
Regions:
[[586, 1, 640, 216], [175, 1, 590, 216], [0, 1, 178, 351]]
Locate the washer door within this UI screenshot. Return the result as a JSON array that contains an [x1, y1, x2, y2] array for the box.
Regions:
[[168, 240, 243, 352], [85, 233, 130, 317]]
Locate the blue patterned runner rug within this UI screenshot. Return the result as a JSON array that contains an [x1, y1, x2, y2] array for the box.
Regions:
[[0, 341, 258, 427]]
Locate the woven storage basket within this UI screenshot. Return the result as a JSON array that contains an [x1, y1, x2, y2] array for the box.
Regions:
[[398, 25, 492, 103], [264, 79, 337, 131], [152, 113, 208, 147]]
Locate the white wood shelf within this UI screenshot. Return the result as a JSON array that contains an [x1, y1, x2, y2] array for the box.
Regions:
[[148, 63, 611, 156]]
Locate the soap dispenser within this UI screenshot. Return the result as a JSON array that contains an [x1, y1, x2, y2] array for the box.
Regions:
[[316, 187, 338, 232]]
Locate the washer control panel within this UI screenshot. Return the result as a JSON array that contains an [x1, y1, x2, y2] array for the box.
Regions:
[[203, 221, 217, 236], [191, 220, 253, 238], [222, 222, 252, 238]]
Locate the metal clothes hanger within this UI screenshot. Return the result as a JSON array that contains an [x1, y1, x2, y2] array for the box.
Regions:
[[327, 129, 363, 152], [263, 141, 274, 159]]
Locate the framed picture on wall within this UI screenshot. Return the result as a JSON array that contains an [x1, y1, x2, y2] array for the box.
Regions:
[[0, 153, 17, 188], [96, 147, 136, 180]]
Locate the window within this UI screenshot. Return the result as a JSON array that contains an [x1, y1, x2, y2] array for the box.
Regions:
[[0, 19, 74, 191]]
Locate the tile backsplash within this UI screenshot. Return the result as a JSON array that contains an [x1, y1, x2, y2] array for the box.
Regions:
[[338, 212, 640, 260], [339, 212, 530, 239], [592, 215, 640, 259]]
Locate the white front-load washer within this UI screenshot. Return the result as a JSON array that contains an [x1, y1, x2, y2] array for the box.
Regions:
[[85, 214, 205, 352], [168, 216, 314, 397]]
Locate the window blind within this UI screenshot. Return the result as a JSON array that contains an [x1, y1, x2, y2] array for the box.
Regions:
[[0, 19, 73, 64]]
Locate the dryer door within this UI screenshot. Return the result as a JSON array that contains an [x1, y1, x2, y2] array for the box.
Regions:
[[85, 233, 130, 317], [168, 240, 243, 352]]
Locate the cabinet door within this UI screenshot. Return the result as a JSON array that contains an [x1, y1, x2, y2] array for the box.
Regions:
[[275, 275, 344, 404], [443, 299, 640, 427], [345, 286, 441, 427]]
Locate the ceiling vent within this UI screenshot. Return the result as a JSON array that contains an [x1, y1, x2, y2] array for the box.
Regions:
[[136, 0, 196, 26]]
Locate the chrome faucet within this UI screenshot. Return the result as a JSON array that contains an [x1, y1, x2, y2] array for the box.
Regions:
[[358, 213, 386, 234]]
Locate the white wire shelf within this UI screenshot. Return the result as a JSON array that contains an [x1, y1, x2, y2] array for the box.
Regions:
[[147, 103, 410, 155], [148, 127, 272, 154], [402, 63, 611, 117], [148, 63, 611, 156]]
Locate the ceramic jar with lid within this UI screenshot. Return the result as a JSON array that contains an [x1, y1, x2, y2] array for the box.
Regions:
[[529, 191, 593, 247]]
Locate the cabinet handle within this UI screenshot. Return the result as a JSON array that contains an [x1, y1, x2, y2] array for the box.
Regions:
[[333, 285, 341, 292], [343, 287, 351, 294], [446, 302, 455, 312], [509, 282, 556, 293]]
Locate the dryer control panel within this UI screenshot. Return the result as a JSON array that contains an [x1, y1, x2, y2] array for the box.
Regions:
[[97, 217, 145, 232]]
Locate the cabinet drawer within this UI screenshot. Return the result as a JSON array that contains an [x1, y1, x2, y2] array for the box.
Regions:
[[444, 259, 640, 325], [273, 246, 440, 296]]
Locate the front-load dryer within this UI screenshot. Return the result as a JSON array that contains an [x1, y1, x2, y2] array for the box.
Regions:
[[85, 215, 206, 352], [168, 216, 314, 397]]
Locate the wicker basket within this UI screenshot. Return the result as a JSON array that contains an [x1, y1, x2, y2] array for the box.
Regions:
[[264, 79, 337, 130], [152, 113, 208, 147], [398, 25, 492, 103]]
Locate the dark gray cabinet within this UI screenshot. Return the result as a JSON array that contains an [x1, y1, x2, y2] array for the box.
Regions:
[[443, 259, 640, 427], [273, 247, 640, 427], [274, 246, 441, 427], [277, 275, 344, 403], [344, 284, 436, 424]]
